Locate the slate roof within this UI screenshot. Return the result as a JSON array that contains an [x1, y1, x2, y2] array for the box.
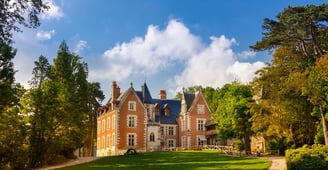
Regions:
[[136, 82, 153, 104], [106, 82, 183, 125], [183, 92, 195, 111], [153, 99, 181, 124]]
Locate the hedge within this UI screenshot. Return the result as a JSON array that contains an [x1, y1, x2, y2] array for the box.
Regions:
[[286, 144, 328, 170]]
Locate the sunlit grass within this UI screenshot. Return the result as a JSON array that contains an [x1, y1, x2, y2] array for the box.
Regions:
[[57, 150, 271, 170]]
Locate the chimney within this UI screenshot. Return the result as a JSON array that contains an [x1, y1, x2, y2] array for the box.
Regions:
[[159, 90, 167, 100], [112, 81, 121, 100], [111, 81, 120, 110]]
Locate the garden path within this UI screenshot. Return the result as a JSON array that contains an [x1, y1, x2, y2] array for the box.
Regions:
[[267, 156, 286, 170]]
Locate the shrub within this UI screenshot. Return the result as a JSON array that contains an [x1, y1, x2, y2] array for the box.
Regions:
[[286, 144, 328, 170]]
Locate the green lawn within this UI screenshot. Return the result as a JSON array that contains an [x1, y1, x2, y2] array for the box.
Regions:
[[57, 150, 271, 170]]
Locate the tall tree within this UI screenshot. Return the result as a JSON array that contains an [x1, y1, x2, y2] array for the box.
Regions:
[[304, 54, 328, 145], [251, 4, 328, 146], [29, 55, 51, 88], [22, 55, 52, 168], [84, 82, 104, 156], [212, 82, 253, 155], [251, 4, 328, 59], [50, 41, 89, 158]]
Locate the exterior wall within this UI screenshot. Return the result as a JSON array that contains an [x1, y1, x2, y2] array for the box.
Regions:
[[147, 125, 161, 151], [188, 94, 211, 148], [117, 90, 146, 153], [96, 82, 214, 156], [160, 124, 178, 150], [96, 110, 116, 156]]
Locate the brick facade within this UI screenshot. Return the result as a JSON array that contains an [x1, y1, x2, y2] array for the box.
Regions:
[[96, 81, 212, 156]]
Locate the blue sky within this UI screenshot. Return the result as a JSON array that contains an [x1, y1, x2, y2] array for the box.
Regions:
[[13, 0, 326, 102]]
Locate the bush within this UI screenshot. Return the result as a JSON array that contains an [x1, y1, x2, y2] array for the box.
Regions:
[[286, 144, 328, 170]]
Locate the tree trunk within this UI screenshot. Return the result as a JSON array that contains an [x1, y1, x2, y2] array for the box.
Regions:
[[244, 132, 251, 155], [320, 106, 328, 145]]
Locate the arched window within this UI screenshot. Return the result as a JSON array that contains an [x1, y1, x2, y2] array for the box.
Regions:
[[150, 132, 155, 142]]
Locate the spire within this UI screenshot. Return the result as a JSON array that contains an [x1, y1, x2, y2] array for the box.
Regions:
[[142, 82, 152, 103]]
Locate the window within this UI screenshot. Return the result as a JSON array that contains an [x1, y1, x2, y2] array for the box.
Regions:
[[112, 133, 115, 145], [127, 115, 136, 128], [149, 132, 155, 142], [168, 139, 175, 147], [169, 126, 174, 136], [107, 118, 111, 129], [155, 107, 160, 115], [197, 136, 205, 146], [128, 101, 136, 111], [160, 126, 164, 136], [97, 121, 101, 134], [97, 138, 100, 150], [197, 104, 205, 114], [102, 136, 105, 149], [107, 135, 110, 147], [128, 134, 135, 146], [102, 119, 105, 132], [197, 119, 205, 131], [112, 115, 115, 129]]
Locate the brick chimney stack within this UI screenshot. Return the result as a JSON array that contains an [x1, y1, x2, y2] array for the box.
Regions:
[[112, 81, 121, 100], [159, 90, 167, 100]]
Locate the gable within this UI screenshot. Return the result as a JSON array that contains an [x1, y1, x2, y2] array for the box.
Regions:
[[188, 91, 212, 115], [117, 87, 145, 111]]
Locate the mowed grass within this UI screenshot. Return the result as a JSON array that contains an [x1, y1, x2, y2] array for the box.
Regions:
[[57, 150, 271, 170]]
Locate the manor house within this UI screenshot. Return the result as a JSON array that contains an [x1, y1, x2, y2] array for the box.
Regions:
[[96, 81, 212, 156]]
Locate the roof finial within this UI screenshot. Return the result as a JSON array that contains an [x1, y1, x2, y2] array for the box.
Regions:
[[130, 82, 133, 87]]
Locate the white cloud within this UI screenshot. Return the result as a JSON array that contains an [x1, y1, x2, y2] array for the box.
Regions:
[[36, 29, 55, 40], [172, 35, 265, 91], [90, 19, 265, 94], [41, 0, 64, 20], [236, 51, 256, 59], [74, 40, 88, 53], [90, 19, 202, 81]]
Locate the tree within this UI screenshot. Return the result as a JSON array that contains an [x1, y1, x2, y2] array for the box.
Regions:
[[251, 4, 328, 147], [0, 40, 16, 113], [251, 4, 328, 59], [50, 41, 89, 158], [305, 54, 328, 145], [84, 82, 104, 156], [212, 82, 253, 155], [21, 55, 52, 168], [29, 55, 51, 88], [0, 0, 48, 44], [0, 85, 29, 170], [249, 47, 316, 149]]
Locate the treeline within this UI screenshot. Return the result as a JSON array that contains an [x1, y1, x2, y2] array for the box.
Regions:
[[1, 41, 105, 169], [179, 4, 328, 156], [0, 2, 104, 169]]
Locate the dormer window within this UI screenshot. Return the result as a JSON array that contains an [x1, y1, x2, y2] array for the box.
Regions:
[[154, 103, 160, 115], [164, 104, 170, 117], [128, 101, 136, 111]]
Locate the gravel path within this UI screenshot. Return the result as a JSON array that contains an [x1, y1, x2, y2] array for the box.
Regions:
[[267, 156, 286, 170], [35, 157, 98, 170]]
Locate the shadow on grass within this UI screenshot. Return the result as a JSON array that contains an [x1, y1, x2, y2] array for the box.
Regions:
[[57, 151, 270, 170]]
